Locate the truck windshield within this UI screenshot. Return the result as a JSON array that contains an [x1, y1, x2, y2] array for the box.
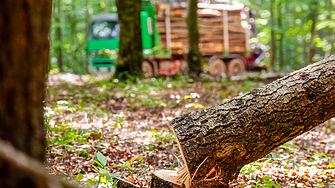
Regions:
[[90, 21, 119, 39]]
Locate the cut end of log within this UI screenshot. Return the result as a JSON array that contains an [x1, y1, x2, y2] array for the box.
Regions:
[[151, 167, 191, 188], [151, 170, 184, 188], [170, 123, 191, 186], [177, 165, 191, 186], [151, 167, 191, 187]]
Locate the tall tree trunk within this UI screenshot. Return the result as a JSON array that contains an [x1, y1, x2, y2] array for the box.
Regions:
[[309, 0, 318, 65], [115, 0, 143, 80], [0, 0, 51, 187], [85, 0, 90, 73], [270, 0, 276, 73], [277, 1, 284, 69], [56, 0, 63, 72], [187, 0, 202, 77], [326, 0, 333, 57], [70, 1, 77, 71], [152, 55, 335, 187]]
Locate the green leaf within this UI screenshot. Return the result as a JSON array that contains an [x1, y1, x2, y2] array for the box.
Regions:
[[125, 161, 131, 167], [76, 173, 83, 181], [99, 167, 108, 174], [261, 176, 272, 180], [87, 179, 96, 185], [327, 163, 335, 168], [110, 173, 121, 178], [106, 173, 121, 180], [96, 151, 107, 167], [93, 159, 103, 168], [264, 180, 280, 187], [92, 165, 99, 171]]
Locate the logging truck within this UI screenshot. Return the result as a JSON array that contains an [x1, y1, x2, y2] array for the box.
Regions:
[[87, 0, 266, 77]]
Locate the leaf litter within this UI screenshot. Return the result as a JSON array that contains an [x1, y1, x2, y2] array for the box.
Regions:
[[45, 73, 335, 187]]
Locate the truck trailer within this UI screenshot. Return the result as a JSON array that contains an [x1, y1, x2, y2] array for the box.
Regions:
[[87, 0, 266, 77]]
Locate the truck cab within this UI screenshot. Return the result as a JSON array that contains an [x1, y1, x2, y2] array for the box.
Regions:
[[87, 14, 119, 74]]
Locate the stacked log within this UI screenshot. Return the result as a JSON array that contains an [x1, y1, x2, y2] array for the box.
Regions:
[[155, 2, 249, 56]]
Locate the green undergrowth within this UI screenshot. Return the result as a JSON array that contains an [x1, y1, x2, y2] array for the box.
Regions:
[[47, 76, 266, 110], [239, 140, 335, 187], [45, 75, 335, 187]]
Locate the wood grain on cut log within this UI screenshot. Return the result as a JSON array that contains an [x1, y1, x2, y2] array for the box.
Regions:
[[152, 55, 335, 187]]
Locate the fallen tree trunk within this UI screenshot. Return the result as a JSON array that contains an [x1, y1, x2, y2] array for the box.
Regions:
[[152, 55, 335, 187]]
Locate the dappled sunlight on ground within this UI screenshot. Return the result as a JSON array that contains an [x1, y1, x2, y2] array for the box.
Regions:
[[44, 74, 335, 187]]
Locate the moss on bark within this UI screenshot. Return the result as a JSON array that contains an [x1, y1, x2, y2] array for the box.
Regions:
[[187, 0, 202, 77]]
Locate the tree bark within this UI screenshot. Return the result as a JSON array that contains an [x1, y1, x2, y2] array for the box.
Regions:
[[115, 0, 143, 80], [56, 0, 63, 72], [187, 0, 202, 77], [270, 0, 276, 73], [153, 55, 335, 187], [70, 1, 77, 70], [309, 0, 318, 65], [277, 1, 284, 69], [326, 0, 333, 58], [0, 0, 51, 187], [0, 140, 80, 188]]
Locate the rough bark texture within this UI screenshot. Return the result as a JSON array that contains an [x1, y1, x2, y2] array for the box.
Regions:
[[172, 55, 335, 187], [115, 0, 143, 80], [0, 0, 51, 187], [187, 0, 203, 77]]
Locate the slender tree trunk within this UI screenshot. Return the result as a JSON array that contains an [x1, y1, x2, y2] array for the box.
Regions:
[[187, 0, 202, 77], [114, 0, 143, 80], [85, 0, 90, 73], [152, 55, 335, 187], [0, 0, 51, 187], [302, 18, 309, 68], [309, 0, 318, 65], [56, 0, 63, 72], [326, 0, 333, 57], [70, 1, 77, 71], [270, 0, 276, 73], [277, 1, 284, 69]]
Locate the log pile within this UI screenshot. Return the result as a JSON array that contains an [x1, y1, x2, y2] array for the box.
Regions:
[[155, 2, 249, 56]]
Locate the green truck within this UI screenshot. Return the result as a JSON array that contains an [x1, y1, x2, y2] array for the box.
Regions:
[[87, 0, 266, 76]]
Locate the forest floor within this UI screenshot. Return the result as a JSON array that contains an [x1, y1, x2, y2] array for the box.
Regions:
[[45, 73, 335, 188]]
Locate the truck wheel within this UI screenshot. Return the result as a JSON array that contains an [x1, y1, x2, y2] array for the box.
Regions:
[[209, 58, 227, 76], [142, 60, 154, 77], [227, 58, 245, 76]]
